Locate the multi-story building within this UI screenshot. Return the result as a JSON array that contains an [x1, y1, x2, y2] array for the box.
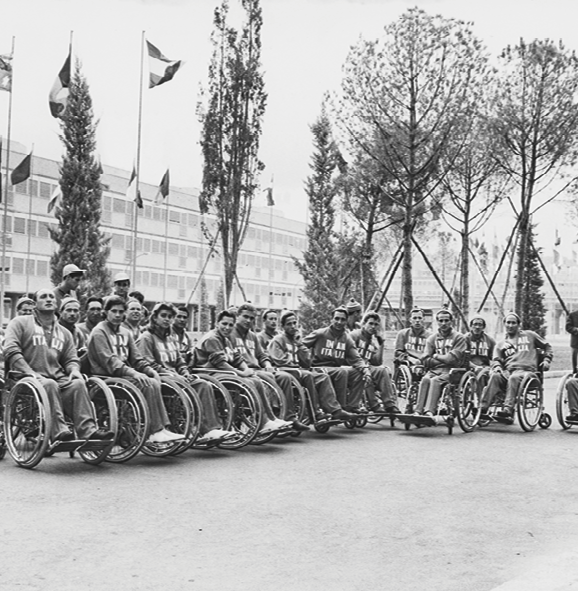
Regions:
[[0, 143, 307, 326]]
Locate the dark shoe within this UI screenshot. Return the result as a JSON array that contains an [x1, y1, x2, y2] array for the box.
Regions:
[[55, 430, 75, 442], [385, 405, 401, 414], [332, 409, 356, 421], [370, 404, 386, 413], [292, 420, 310, 432], [315, 411, 331, 422], [88, 429, 115, 441], [566, 414, 578, 422], [497, 408, 513, 419]]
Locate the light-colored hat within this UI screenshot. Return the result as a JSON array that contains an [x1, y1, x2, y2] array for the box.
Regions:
[[113, 271, 131, 283], [60, 296, 80, 311], [62, 263, 86, 277], [345, 298, 362, 314]]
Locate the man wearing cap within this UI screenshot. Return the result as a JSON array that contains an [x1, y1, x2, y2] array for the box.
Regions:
[[350, 311, 400, 414], [268, 311, 355, 422], [302, 307, 372, 412], [482, 312, 552, 421], [112, 272, 131, 302], [77, 296, 104, 340], [54, 263, 85, 309], [345, 298, 362, 331], [3, 288, 113, 442], [58, 296, 87, 355], [257, 309, 278, 351], [414, 309, 467, 417], [16, 296, 35, 316]]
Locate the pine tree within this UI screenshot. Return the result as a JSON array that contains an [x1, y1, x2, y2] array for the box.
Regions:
[[518, 225, 547, 335], [50, 60, 111, 298], [295, 110, 359, 333]]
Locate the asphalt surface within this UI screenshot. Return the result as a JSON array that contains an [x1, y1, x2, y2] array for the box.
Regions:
[[2, 375, 578, 591]]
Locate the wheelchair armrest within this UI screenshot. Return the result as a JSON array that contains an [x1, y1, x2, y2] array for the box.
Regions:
[[189, 368, 236, 376], [7, 370, 33, 381]]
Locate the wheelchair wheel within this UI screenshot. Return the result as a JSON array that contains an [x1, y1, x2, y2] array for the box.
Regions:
[[141, 377, 193, 458], [538, 412, 552, 429], [166, 376, 203, 454], [194, 373, 234, 431], [251, 378, 286, 445], [213, 375, 263, 450], [456, 372, 480, 433], [556, 373, 573, 430], [394, 365, 413, 411], [4, 377, 53, 469], [79, 377, 119, 465], [517, 374, 543, 432], [104, 378, 150, 463]]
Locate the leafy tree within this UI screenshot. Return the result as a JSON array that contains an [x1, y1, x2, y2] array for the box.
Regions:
[[198, 0, 267, 306], [493, 39, 578, 316], [332, 7, 488, 320], [295, 110, 362, 333], [518, 225, 546, 335], [50, 60, 111, 298]]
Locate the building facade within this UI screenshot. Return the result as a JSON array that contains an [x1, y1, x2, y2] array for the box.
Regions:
[[0, 144, 307, 324]]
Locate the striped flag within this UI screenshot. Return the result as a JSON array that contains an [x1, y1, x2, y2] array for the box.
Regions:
[[48, 184, 61, 213], [11, 152, 32, 185], [0, 54, 12, 92], [126, 165, 137, 200], [154, 169, 169, 205], [146, 40, 182, 89], [49, 49, 71, 118]]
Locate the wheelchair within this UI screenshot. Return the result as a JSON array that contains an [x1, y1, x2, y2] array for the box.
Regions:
[[555, 372, 578, 430], [191, 370, 264, 449], [392, 361, 424, 416], [1, 372, 118, 469], [479, 363, 552, 432]]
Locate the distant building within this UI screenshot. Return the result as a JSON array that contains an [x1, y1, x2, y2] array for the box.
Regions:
[[0, 143, 307, 325]]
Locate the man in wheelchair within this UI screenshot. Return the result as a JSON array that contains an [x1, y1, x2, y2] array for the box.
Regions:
[[413, 308, 466, 418], [3, 288, 113, 442], [481, 312, 552, 422], [394, 307, 431, 379]]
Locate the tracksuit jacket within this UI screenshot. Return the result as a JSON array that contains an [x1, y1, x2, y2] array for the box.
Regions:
[[491, 330, 553, 373], [301, 326, 365, 369], [268, 333, 312, 369], [394, 327, 431, 362], [465, 332, 495, 367], [4, 313, 79, 380], [194, 329, 245, 370], [139, 326, 189, 376], [350, 329, 384, 367]]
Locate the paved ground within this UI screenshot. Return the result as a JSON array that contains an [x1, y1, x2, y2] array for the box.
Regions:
[[1, 374, 578, 591]]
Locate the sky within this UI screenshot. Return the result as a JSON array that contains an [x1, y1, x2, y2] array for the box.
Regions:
[[1, 0, 578, 251]]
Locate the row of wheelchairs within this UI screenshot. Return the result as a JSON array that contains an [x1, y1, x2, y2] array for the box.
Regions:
[[389, 356, 552, 435], [0, 367, 357, 469]]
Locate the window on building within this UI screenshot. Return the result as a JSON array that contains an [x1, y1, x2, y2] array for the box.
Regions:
[[168, 275, 178, 289], [169, 210, 180, 223], [111, 234, 125, 249], [15, 180, 27, 195], [27, 220, 37, 236], [12, 257, 24, 274], [143, 238, 151, 252], [29, 180, 38, 197], [144, 205, 152, 219], [13, 217, 26, 234], [39, 182, 52, 199], [169, 242, 179, 256], [188, 213, 198, 227], [153, 207, 161, 221], [113, 198, 126, 213], [37, 260, 48, 276], [188, 245, 198, 258], [152, 240, 160, 254], [151, 272, 159, 287], [142, 271, 149, 285]]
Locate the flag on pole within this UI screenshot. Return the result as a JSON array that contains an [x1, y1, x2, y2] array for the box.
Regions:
[[135, 189, 143, 209], [154, 169, 170, 205], [48, 184, 61, 213], [146, 40, 182, 88], [11, 152, 32, 185], [0, 54, 12, 92], [49, 49, 71, 118], [263, 176, 274, 206], [126, 165, 137, 200]]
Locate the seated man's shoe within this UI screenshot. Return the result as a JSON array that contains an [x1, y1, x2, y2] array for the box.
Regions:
[[566, 413, 578, 422], [55, 429, 75, 442], [497, 408, 513, 418], [331, 409, 355, 421], [315, 411, 330, 422], [370, 404, 386, 413], [385, 405, 401, 414], [273, 418, 294, 431], [88, 429, 115, 441], [147, 429, 185, 444], [291, 420, 310, 432], [259, 419, 281, 435]]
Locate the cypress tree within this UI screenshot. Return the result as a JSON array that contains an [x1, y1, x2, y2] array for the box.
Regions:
[[50, 60, 111, 298]]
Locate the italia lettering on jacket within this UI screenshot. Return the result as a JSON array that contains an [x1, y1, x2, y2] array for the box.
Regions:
[[32, 324, 65, 352], [405, 335, 426, 353], [434, 337, 456, 355], [470, 340, 490, 357], [320, 339, 346, 360]]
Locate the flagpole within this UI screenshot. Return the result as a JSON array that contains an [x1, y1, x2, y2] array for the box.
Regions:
[[131, 30, 145, 286], [1, 36, 15, 328], [267, 201, 273, 306], [25, 144, 34, 294], [162, 193, 169, 300]]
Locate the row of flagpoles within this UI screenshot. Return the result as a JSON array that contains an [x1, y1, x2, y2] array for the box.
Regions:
[[0, 33, 181, 321]]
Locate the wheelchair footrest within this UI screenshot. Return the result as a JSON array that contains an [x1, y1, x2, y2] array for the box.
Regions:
[[48, 439, 111, 454], [396, 414, 437, 427]]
